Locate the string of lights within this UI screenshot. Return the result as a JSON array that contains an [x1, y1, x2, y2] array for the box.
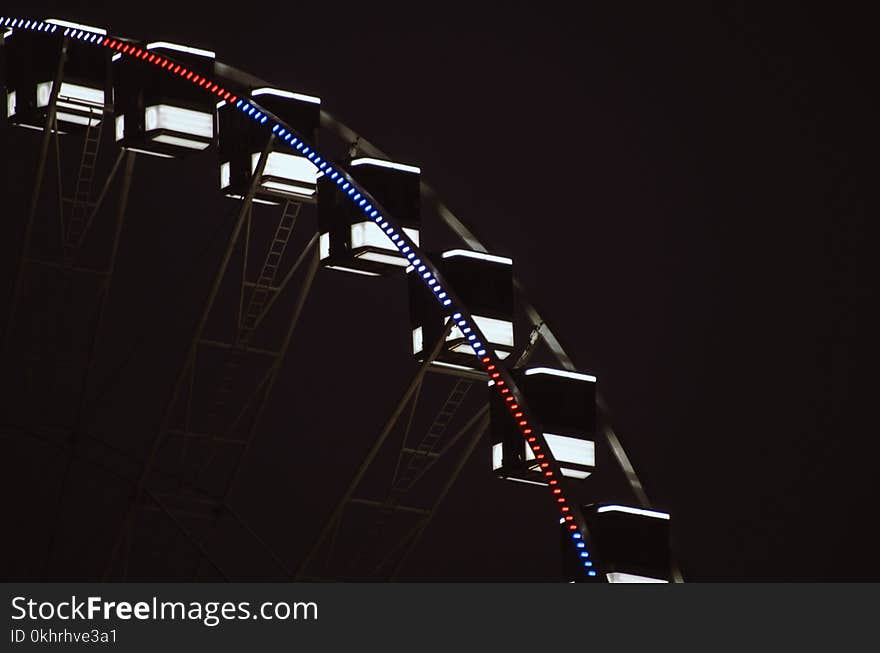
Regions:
[[0, 14, 596, 578]]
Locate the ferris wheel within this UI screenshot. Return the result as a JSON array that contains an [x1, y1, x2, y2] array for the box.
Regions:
[[0, 15, 679, 583]]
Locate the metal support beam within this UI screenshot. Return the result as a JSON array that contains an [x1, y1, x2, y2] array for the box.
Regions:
[[64, 106, 104, 261], [294, 321, 455, 579], [321, 109, 651, 509], [400, 446, 438, 459], [236, 203, 252, 339], [246, 233, 317, 335], [189, 245, 321, 580], [3, 38, 68, 355], [2, 423, 293, 580], [597, 395, 651, 508], [39, 152, 136, 578], [197, 339, 280, 358], [397, 404, 489, 492], [202, 240, 320, 496], [224, 504, 294, 578], [349, 498, 430, 516], [53, 114, 64, 239], [75, 149, 126, 250], [388, 378, 424, 489], [144, 491, 230, 581], [512, 321, 545, 369], [424, 364, 487, 381], [73, 150, 136, 430], [167, 428, 247, 446], [388, 377, 473, 497], [25, 258, 107, 275], [389, 413, 490, 580], [103, 139, 275, 580]]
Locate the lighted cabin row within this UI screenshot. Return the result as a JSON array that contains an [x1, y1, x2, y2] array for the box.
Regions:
[[1, 19, 601, 497], [1, 20, 322, 182]]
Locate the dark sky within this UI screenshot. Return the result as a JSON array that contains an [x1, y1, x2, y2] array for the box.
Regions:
[[0, 2, 875, 581]]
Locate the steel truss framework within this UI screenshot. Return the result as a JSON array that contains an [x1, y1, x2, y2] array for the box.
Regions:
[[0, 16, 677, 582]]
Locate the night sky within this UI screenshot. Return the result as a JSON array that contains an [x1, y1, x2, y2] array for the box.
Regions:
[[0, 2, 874, 581]]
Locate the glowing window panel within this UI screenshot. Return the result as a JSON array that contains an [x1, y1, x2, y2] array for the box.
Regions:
[[355, 251, 410, 268], [560, 469, 591, 480], [145, 104, 213, 140], [350, 221, 420, 254], [445, 315, 513, 348], [250, 151, 318, 188], [521, 435, 594, 471], [545, 434, 595, 468], [115, 115, 124, 141], [262, 181, 315, 196], [412, 327, 424, 355], [151, 134, 208, 149], [6, 91, 16, 118], [55, 111, 101, 127], [350, 221, 390, 252], [451, 342, 510, 359], [36, 81, 104, 109], [55, 102, 102, 121], [606, 572, 668, 584], [220, 162, 231, 189], [492, 443, 503, 471], [318, 232, 330, 260]]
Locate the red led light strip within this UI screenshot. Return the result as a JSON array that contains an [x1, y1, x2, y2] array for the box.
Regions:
[[478, 352, 583, 533], [101, 36, 236, 104]]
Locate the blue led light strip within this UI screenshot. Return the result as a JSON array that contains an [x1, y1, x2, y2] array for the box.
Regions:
[[1, 15, 597, 578]]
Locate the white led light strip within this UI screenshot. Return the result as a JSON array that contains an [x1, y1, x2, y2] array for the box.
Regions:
[[146, 41, 215, 59], [596, 505, 670, 520]]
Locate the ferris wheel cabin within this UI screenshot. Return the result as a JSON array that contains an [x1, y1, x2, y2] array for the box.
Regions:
[[318, 157, 421, 276], [563, 504, 672, 583], [3, 19, 109, 131], [491, 367, 597, 485], [409, 249, 515, 368], [218, 86, 321, 205], [113, 41, 216, 158]]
